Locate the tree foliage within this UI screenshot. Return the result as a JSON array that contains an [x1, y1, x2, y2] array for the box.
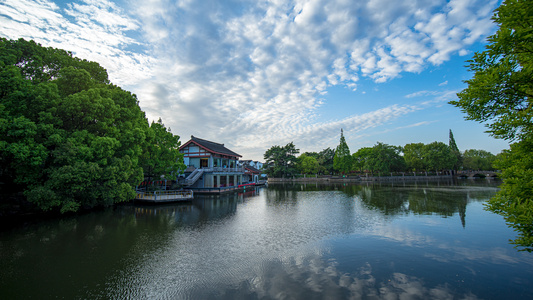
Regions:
[[365, 142, 405, 174], [352, 147, 373, 172], [449, 129, 463, 170], [450, 0, 533, 251], [297, 154, 319, 175], [264, 142, 299, 178], [423, 142, 457, 172], [403, 143, 427, 171], [0, 38, 183, 213], [486, 140, 533, 251], [140, 118, 185, 181], [451, 0, 533, 141], [333, 129, 352, 174], [463, 149, 496, 171], [317, 148, 335, 174]]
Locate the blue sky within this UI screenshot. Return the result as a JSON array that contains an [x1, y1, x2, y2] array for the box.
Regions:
[[0, 0, 509, 160]]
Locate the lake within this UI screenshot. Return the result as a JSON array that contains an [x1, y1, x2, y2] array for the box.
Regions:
[[1, 179, 532, 299]]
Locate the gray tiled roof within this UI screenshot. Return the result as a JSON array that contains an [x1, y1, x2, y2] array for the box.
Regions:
[[185, 135, 242, 158]]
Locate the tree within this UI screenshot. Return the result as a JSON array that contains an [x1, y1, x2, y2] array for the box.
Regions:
[[423, 142, 457, 173], [333, 129, 352, 174], [449, 129, 463, 171], [403, 143, 427, 172], [297, 154, 319, 175], [317, 147, 335, 174], [263, 142, 299, 178], [487, 140, 533, 251], [450, 0, 533, 251], [365, 142, 406, 175], [352, 147, 373, 172], [0, 38, 181, 213], [140, 118, 186, 181], [450, 1, 533, 141], [463, 149, 496, 171]]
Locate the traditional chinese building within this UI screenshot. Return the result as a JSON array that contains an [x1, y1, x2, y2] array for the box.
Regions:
[[179, 136, 245, 192]]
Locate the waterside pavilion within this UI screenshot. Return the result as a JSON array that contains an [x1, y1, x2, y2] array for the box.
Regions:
[[179, 136, 245, 192]]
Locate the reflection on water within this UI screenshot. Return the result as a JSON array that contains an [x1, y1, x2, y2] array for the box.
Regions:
[[1, 181, 532, 299]]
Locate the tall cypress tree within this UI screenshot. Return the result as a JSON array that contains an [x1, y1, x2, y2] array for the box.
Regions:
[[449, 129, 462, 171], [333, 129, 352, 174]]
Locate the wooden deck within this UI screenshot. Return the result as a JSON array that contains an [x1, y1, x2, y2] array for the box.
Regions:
[[135, 190, 194, 203]]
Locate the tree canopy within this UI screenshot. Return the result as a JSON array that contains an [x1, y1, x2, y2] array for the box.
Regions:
[[263, 142, 299, 178], [451, 0, 533, 251], [403, 143, 427, 171], [451, 0, 533, 141], [364, 142, 405, 175], [423, 142, 457, 173], [297, 154, 319, 175], [0, 38, 183, 213], [333, 129, 352, 174], [449, 129, 462, 170], [462, 149, 496, 171]]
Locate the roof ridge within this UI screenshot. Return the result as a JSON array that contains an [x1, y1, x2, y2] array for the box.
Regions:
[[191, 135, 224, 146]]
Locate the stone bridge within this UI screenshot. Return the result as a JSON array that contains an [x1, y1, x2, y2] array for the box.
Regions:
[[457, 171, 500, 178]]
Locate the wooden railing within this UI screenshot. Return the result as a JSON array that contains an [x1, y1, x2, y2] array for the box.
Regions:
[[135, 190, 193, 201]]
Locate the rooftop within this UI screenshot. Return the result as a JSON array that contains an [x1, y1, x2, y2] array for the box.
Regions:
[[180, 135, 242, 158]]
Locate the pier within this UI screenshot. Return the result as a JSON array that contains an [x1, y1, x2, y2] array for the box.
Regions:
[[135, 190, 194, 203]]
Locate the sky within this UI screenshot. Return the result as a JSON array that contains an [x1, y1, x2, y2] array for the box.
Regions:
[[0, 0, 509, 161]]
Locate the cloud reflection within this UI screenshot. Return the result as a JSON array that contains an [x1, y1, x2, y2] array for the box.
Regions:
[[213, 256, 479, 300]]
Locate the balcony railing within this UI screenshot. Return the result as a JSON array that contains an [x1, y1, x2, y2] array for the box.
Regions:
[[199, 167, 245, 173]]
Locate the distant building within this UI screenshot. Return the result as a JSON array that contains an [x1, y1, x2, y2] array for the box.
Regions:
[[238, 160, 264, 170], [243, 165, 262, 183], [179, 136, 245, 191]]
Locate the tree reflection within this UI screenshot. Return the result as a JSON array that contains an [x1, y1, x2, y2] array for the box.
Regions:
[[266, 180, 499, 229]]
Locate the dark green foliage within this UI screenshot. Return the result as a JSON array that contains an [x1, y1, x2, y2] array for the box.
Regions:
[[0, 38, 183, 213], [264, 142, 299, 178], [486, 138, 533, 252], [450, 0, 533, 251], [297, 154, 319, 175], [140, 118, 185, 181], [403, 143, 426, 171], [333, 129, 352, 174], [423, 142, 457, 172], [352, 147, 372, 172], [367, 142, 406, 174], [449, 129, 463, 170], [352, 143, 405, 174], [463, 149, 496, 171], [451, 0, 533, 141]]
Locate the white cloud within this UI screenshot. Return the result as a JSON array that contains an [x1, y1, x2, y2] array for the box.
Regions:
[[0, 0, 500, 159], [0, 0, 154, 87]]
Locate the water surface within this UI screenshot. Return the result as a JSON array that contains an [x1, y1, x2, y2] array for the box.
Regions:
[[1, 180, 532, 299]]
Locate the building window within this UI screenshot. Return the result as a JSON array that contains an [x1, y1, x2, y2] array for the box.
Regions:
[[200, 158, 208, 168]]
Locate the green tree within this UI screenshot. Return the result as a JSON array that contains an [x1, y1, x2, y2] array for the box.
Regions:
[[365, 142, 406, 175], [297, 154, 319, 175], [449, 129, 463, 170], [264, 142, 299, 178], [140, 118, 186, 181], [463, 149, 496, 171], [488, 140, 533, 251], [403, 143, 427, 172], [423, 142, 457, 173], [450, 0, 533, 251], [333, 129, 352, 174], [451, 1, 533, 142], [0, 38, 181, 213], [317, 147, 335, 174], [352, 147, 373, 172]]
